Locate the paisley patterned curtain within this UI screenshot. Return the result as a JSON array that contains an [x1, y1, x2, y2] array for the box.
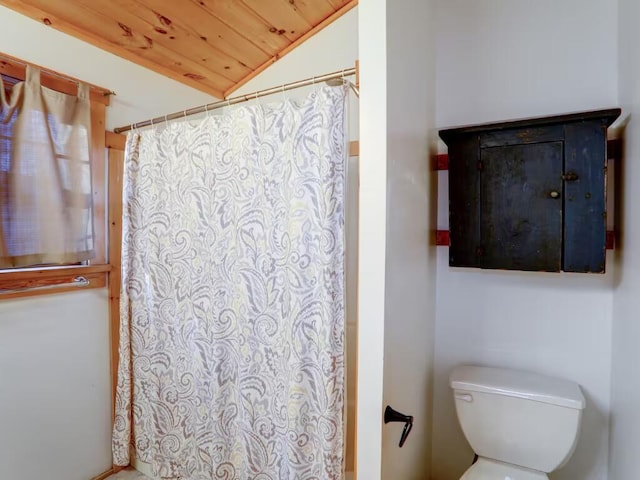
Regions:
[[113, 85, 347, 480]]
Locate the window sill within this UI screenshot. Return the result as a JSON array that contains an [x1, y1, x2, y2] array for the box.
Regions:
[[0, 264, 112, 300]]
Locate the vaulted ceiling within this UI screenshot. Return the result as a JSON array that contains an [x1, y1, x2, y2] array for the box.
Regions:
[[0, 0, 357, 98]]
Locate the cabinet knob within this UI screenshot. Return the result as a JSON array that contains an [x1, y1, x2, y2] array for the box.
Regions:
[[563, 172, 579, 182], [549, 191, 560, 199]]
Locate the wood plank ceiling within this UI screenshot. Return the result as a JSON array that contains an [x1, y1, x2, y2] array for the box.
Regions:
[[0, 0, 357, 98]]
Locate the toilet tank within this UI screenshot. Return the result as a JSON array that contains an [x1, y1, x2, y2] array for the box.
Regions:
[[451, 366, 585, 473]]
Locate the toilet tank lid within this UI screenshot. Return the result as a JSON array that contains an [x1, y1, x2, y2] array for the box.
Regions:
[[450, 366, 586, 410]]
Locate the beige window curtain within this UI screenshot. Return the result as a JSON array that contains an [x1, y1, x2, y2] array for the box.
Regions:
[[0, 65, 94, 268]]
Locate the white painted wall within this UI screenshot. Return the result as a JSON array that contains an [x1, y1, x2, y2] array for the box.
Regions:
[[609, 0, 640, 478], [382, 0, 437, 478], [435, 0, 618, 129], [0, 290, 111, 480], [432, 1, 618, 480], [0, 6, 216, 480]]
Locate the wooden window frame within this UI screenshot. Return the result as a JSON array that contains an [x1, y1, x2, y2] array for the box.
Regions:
[[0, 53, 112, 299]]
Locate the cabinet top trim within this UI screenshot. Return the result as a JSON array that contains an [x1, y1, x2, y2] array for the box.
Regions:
[[439, 108, 621, 143]]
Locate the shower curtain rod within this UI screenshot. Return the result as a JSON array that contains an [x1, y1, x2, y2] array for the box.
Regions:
[[113, 66, 358, 134]]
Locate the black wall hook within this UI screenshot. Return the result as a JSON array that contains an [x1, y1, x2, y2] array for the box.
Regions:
[[384, 405, 414, 448]]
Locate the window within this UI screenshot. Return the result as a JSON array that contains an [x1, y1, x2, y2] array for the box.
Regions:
[[0, 54, 111, 299]]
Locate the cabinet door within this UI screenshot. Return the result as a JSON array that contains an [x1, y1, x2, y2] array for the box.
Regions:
[[480, 142, 564, 271], [563, 122, 607, 273]]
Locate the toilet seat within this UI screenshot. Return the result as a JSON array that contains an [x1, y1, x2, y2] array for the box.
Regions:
[[460, 458, 548, 480]]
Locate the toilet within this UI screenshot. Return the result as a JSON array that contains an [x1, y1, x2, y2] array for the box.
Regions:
[[450, 365, 586, 480]]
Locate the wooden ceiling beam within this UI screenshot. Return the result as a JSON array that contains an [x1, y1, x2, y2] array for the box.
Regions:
[[326, 0, 353, 10], [0, 0, 357, 99], [224, 0, 358, 98], [40, 0, 234, 90], [284, 0, 339, 26], [133, 0, 271, 67], [74, 0, 252, 82], [0, 0, 227, 98], [190, 0, 292, 54], [239, 0, 313, 43]]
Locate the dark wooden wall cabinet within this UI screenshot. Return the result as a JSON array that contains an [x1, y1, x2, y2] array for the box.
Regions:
[[439, 109, 621, 273]]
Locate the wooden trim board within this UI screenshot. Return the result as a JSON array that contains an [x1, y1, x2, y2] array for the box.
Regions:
[[349, 141, 359, 157], [91, 101, 107, 264], [90, 468, 115, 480], [107, 134, 126, 452], [106, 131, 127, 150], [0, 264, 110, 299], [92, 465, 125, 479], [0, 270, 107, 300], [0, 264, 110, 281], [0, 51, 111, 105]]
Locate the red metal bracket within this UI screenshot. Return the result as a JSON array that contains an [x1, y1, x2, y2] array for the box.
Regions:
[[606, 231, 616, 250], [437, 230, 616, 250], [435, 154, 449, 171], [436, 230, 449, 246], [608, 138, 622, 162]]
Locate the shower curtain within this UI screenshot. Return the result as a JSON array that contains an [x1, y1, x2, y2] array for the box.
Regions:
[[113, 85, 347, 480]]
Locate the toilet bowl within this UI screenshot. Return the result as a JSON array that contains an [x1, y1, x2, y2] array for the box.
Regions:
[[460, 458, 547, 480], [451, 366, 585, 480]]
